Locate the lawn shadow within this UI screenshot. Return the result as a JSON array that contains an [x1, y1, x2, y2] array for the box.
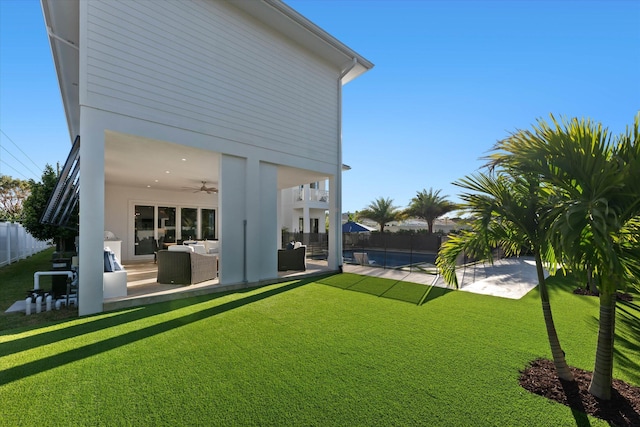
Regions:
[[559, 378, 591, 427], [316, 273, 451, 305], [613, 299, 640, 386], [0, 278, 313, 386]]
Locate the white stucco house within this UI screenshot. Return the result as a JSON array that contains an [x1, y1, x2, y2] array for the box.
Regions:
[[41, 0, 372, 315]]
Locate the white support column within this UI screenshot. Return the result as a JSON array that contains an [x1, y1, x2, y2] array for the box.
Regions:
[[219, 154, 247, 285], [258, 161, 277, 279], [328, 176, 341, 270], [78, 107, 105, 315], [276, 189, 283, 249], [303, 205, 310, 236], [244, 156, 260, 283]]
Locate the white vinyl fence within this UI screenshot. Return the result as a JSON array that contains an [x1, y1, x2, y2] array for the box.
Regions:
[[0, 222, 51, 268]]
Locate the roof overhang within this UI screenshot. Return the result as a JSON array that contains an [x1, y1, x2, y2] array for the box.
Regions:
[[41, 0, 80, 142], [40, 0, 373, 143]]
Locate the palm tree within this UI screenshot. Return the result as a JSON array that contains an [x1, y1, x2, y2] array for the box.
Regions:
[[404, 188, 457, 233], [436, 170, 574, 381], [358, 197, 400, 232], [490, 114, 640, 399]]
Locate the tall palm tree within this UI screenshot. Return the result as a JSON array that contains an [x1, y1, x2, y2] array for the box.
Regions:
[[436, 171, 574, 381], [404, 188, 457, 233], [358, 197, 400, 232], [490, 114, 640, 399]]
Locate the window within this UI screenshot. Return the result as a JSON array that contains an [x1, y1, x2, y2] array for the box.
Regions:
[[181, 208, 198, 241], [133, 204, 216, 256], [158, 206, 176, 243], [201, 209, 216, 240]]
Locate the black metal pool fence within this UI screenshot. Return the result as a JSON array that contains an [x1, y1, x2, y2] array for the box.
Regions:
[[282, 231, 444, 273]]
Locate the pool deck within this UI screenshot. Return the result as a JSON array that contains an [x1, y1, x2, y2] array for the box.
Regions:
[[343, 256, 543, 300]]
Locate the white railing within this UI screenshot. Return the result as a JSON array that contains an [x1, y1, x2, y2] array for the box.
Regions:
[[294, 188, 329, 203], [0, 222, 51, 268]]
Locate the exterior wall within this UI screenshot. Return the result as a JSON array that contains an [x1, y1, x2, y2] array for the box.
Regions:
[[83, 0, 339, 174], [105, 184, 218, 262]]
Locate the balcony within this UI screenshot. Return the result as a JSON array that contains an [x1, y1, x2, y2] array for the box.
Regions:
[[294, 188, 329, 204]]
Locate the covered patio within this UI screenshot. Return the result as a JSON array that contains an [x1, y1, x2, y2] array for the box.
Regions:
[[103, 258, 333, 312]]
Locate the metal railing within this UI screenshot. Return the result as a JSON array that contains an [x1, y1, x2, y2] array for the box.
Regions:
[[342, 232, 443, 273], [282, 231, 445, 274]]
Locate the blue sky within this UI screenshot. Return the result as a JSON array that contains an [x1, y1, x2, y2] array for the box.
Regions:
[[1, 0, 639, 214]]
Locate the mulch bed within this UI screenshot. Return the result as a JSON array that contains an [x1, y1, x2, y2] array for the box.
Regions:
[[519, 358, 640, 427]]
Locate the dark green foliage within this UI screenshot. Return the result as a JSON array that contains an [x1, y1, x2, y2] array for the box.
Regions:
[[21, 165, 76, 250]]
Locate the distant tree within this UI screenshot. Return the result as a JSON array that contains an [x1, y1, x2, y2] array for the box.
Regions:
[[358, 197, 401, 232], [0, 175, 29, 222], [404, 188, 457, 233], [22, 165, 76, 251]]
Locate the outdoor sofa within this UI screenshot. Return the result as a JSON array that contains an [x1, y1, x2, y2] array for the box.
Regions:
[[277, 245, 306, 271], [156, 246, 217, 285]]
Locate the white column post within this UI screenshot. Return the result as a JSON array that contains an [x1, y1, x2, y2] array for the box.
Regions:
[[78, 107, 105, 315], [328, 176, 341, 270], [219, 154, 247, 285], [258, 161, 278, 279]]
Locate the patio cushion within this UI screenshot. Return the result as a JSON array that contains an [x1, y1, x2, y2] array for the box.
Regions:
[[168, 245, 194, 253]]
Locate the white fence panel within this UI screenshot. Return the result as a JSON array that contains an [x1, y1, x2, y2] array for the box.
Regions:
[[0, 222, 51, 268]]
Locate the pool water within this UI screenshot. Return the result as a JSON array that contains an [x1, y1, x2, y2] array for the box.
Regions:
[[343, 250, 436, 267]]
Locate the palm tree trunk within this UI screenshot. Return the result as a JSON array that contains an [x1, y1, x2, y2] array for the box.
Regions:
[[588, 287, 616, 400], [535, 252, 574, 381]]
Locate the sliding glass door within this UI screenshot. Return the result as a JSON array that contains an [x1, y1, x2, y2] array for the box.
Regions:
[[133, 204, 216, 257], [134, 205, 155, 255]]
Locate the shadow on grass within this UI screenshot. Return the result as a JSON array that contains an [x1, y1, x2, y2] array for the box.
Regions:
[[0, 278, 314, 386], [316, 273, 451, 305], [614, 299, 640, 386]]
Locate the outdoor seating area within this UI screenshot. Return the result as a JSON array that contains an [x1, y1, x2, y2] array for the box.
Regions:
[[156, 248, 218, 285]]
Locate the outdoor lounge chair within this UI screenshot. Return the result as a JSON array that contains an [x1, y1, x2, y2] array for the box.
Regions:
[[156, 248, 217, 285], [353, 252, 375, 266], [277, 246, 306, 271]]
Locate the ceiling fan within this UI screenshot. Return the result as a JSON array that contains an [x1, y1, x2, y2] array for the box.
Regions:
[[185, 181, 218, 194]]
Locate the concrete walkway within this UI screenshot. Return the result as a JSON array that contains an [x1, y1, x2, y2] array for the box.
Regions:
[[344, 256, 544, 300]]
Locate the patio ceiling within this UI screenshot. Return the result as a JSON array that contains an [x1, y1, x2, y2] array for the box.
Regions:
[[104, 131, 330, 193]]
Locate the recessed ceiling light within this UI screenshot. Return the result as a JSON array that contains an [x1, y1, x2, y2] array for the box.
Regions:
[[181, 158, 186, 161], [154, 179, 159, 183], [165, 170, 170, 174], [147, 185, 151, 188]]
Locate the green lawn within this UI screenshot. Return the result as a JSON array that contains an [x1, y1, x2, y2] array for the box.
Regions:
[[0, 255, 638, 426]]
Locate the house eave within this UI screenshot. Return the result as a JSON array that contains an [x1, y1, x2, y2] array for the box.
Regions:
[[41, 0, 80, 142]]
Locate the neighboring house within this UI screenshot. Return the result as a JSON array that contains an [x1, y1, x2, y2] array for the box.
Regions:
[[41, 0, 372, 315], [385, 219, 462, 234]]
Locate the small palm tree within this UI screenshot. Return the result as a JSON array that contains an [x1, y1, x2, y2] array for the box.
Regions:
[[436, 170, 574, 381], [404, 188, 457, 233], [490, 114, 640, 399], [358, 197, 400, 232]]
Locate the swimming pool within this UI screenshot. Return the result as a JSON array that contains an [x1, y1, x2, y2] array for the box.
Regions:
[[343, 249, 436, 268]]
